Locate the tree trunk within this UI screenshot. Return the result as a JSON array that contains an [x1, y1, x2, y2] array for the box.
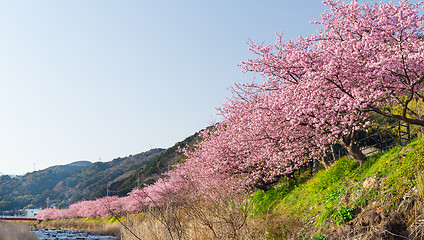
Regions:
[[318, 156, 330, 169], [339, 130, 366, 166], [254, 178, 279, 192], [313, 159, 318, 173], [331, 145, 337, 161], [420, 115, 424, 138], [344, 142, 366, 166]]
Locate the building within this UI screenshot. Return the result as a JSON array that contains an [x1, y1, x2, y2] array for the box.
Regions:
[[25, 209, 42, 218]]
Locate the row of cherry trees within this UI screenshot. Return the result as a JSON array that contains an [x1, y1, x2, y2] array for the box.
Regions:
[[38, 0, 424, 220]]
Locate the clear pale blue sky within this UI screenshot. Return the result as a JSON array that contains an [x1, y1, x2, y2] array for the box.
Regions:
[[0, 1, 381, 175]]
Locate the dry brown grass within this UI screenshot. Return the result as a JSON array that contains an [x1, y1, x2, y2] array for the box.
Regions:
[[115, 180, 265, 240], [0, 220, 37, 240], [407, 171, 424, 240], [120, 213, 268, 240], [118, 192, 275, 240]]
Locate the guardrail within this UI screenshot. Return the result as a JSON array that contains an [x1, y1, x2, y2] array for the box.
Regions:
[[0, 217, 39, 221]]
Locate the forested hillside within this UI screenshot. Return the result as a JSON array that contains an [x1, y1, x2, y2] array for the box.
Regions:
[[67, 148, 164, 202], [107, 132, 202, 197], [0, 148, 164, 212]]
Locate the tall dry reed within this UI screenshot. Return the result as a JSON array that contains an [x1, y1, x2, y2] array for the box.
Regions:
[[0, 220, 37, 240], [119, 195, 268, 240], [121, 213, 264, 240]]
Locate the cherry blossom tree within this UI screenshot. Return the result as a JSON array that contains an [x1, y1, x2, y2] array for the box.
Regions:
[[38, 0, 424, 222], [315, 0, 424, 126], [241, 0, 424, 164]]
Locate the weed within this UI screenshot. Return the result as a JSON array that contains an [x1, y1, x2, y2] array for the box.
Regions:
[[317, 206, 336, 226], [311, 233, 327, 240], [104, 216, 120, 223], [323, 188, 345, 205], [354, 187, 378, 207], [251, 173, 312, 215], [333, 206, 354, 225], [251, 182, 296, 215], [310, 157, 358, 193], [85, 217, 101, 222], [417, 171, 424, 200]]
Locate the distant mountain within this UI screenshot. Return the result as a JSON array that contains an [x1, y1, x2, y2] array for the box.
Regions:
[[0, 149, 164, 211], [0, 129, 205, 212], [68, 149, 164, 202], [47, 161, 92, 173], [0, 172, 15, 177]]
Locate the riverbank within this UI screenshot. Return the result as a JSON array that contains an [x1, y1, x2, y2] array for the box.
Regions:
[[36, 217, 121, 238], [0, 220, 37, 240], [32, 228, 117, 240]]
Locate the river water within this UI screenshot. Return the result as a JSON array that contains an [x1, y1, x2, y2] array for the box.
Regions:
[[31, 228, 118, 240]]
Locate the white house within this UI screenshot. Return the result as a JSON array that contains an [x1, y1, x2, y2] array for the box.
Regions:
[[25, 209, 42, 218]]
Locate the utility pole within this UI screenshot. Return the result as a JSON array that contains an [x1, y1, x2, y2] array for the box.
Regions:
[[65, 179, 69, 207], [137, 171, 140, 188]]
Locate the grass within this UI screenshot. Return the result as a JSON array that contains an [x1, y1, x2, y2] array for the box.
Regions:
[[249, 137, 424, 239]]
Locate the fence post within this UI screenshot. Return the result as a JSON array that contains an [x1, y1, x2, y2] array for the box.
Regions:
[[398, 121, 411, 146], [379, 131, 383, 152]]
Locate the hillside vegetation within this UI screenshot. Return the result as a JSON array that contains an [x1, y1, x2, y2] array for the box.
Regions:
[[248, 137, 424, 239], [68, 148, 164, 202], [108, 132, 202, 197]]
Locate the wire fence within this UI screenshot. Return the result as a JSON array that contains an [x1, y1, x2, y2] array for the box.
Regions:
[[330, 121, 411, 162]]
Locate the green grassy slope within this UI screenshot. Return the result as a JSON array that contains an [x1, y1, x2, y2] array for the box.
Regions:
[[251, 138, 424, 239]]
